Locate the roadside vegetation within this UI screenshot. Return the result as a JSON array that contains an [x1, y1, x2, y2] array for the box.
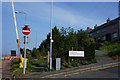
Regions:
[[11, 26, 97, 77], [42, 57, 97, 72], [11, 54, 46, 77], [99, 41, 120, 59], [38, 26, 96, 68]]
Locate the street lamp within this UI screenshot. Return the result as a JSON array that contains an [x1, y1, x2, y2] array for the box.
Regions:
[[50, 0, 53, 72], [15, 11, 28, 74], [15, 11, 27, 24]]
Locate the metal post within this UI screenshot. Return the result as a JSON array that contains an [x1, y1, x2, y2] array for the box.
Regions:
[[23, 36, 26, 74], [50, 0, 53, 72], [48, 51, 50, 67], [119, 0, 120, 17]]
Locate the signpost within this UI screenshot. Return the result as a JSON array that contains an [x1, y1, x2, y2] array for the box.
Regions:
[[22, 25, 30, 74]]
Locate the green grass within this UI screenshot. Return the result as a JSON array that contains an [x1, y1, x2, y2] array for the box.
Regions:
[[99, 42, 120, 59]]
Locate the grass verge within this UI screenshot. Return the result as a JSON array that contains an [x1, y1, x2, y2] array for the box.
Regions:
[[99, 42, 120, 59]]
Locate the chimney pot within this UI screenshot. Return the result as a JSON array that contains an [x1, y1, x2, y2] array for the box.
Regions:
[[107, 18, 111, 23], [94, 24, 97, 29], [87, 27, 90, 30]]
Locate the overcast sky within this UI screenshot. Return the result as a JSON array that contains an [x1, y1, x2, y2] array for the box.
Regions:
[[2, 2, 118, 56]]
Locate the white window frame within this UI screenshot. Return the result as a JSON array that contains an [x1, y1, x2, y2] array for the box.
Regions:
[[97, 30, 100, 33], [113, 33, 118, 38], [102, 36, 106, 40]]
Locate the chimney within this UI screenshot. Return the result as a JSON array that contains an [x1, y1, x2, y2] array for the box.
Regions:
[[107, 18, 111, 23], [94, 24, 97, 29], [87, 27, 90, 30]]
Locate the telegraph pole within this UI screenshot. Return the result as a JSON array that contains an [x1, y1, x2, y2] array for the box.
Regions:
[[118, 0, 120, 17], [50, 0, 53, 72]]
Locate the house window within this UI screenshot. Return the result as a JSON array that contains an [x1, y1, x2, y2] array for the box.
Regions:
[[112, 33, 118, 38], [89, 33, 93, 36], [97, 30, 100, 33], [102, 28, 106, 32], [113, 24, 117, 28], [102, 36, 106, 40], [97, 37, 100, 40]]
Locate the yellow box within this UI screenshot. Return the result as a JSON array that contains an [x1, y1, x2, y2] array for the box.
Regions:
[[19, 57, 28, 68]]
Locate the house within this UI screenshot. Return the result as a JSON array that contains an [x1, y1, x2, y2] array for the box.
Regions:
[[87, 17, 120, 42]]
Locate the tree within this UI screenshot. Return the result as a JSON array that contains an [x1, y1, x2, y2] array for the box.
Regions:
[[31, 48, 41, 58], [77, 29, 89, 50]]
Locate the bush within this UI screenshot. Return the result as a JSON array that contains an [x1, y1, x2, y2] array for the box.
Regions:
[[92, 57, 98, 63], [84, 38, 96, 61], [65, 63, 72, 68], [61, 66, 66, 69], [71, 60, 79, 67], [44, 67, 49, 71], [12, 64, 19, 69], [51, 67, 55, 71], [11, 68, 24, 77], [104, 41, 110, 45], [99, 42, 120, 59], [27, 63, 36, 71], [81, 61, 89, 65], [11, 59, 20, 64], [108, 48, 120, 57], [30, 59, 44, 66]]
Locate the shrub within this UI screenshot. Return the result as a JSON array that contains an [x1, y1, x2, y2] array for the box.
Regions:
[[44, 67, 49, 71], [84, 38, 95, 61], [92, 57, 98, 63], [27, 63, 36, 71], [81, 61, 89, 65], [103, 41, 110, 45], [108, 48, 120, 57], [11, 68, 24, 77], [12, 64, 19, 69], [51, 67, 55, 71], [99, 42, 120, 59], [30, 59, 44, 66], [65, 63, 72, 68], [61, 66, 66, 69], [71, 60, 79, 67], [11, 59, 20, 64]]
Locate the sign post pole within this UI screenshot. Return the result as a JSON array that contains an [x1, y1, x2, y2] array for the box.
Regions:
[[22, 25, 30, 74], [23, 36, 26, 74]]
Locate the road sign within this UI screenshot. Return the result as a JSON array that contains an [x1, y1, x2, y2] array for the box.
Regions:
[[22, 36, 30, 44], [69, 51, 84, 57], [22, 25, 30, 35]]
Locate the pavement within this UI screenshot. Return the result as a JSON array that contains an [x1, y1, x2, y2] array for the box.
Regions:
[[18, 50, 119, 79], [1, 60, 11, 79], [0, 61, 2, 78]]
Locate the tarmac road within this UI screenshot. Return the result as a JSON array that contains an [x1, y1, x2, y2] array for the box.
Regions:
[[55, 65, 119, 78]]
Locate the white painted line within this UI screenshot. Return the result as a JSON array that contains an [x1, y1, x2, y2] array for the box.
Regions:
[[22, 30, 30, 32]]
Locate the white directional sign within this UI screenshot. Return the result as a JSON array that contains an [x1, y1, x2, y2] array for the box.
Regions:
[[69, 51, 84, 57]]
